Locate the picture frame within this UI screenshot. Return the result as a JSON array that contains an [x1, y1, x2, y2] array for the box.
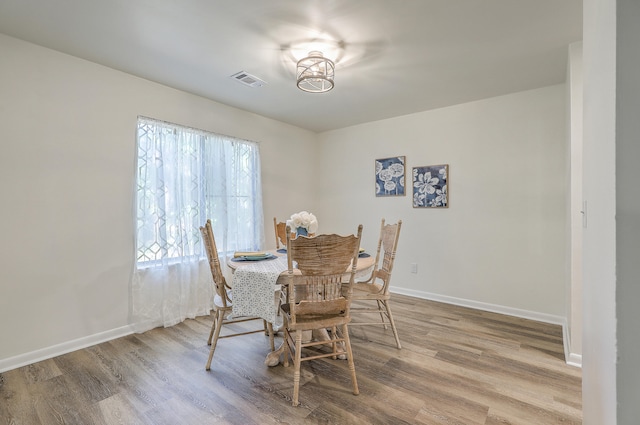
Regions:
[[375, 156, 406, 197], [412, 164, 449, 208]]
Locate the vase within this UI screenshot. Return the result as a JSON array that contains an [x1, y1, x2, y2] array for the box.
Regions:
[[296, 227, 308, 237]]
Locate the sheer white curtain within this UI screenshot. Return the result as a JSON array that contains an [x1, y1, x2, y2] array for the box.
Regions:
[[132, 117, 264, 332]]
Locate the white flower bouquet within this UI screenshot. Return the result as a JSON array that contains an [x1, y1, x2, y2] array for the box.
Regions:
[[287, 211, 318, 236]]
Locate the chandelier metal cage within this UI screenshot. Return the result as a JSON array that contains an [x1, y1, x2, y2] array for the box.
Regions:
[[296, 51, 335, 93]]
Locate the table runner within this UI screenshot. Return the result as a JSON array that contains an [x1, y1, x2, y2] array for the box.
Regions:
[[231, 256, 288, 323]]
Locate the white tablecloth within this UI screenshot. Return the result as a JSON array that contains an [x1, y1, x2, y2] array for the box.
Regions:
[[231, 256, 288, 323]]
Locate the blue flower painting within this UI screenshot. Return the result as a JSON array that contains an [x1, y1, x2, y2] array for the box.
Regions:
[[412, 164, 448, 208], [375, 156, 405, 197]]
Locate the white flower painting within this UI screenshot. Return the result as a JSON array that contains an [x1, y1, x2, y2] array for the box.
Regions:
[[375, 156, 406, 197], [412, 164, 449, 208]]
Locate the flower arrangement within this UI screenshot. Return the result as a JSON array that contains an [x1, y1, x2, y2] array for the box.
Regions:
[[287, 211, 318, 236]]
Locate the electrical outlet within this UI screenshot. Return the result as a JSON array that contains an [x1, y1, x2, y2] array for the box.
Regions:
[[411, 263, 418, 274]]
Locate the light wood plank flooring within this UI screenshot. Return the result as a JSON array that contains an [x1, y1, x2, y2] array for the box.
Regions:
[[0, 295, 582, 424]]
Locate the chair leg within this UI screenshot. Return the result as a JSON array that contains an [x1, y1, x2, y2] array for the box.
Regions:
[[330, 326, 338, 359], [377, 300, 388, 329], [282, 327, 291, 368], [292, 330, 303, 406], [205, 309, 225, 371], [331, 326, 347, 360], [207, 312, 217, 345], [342, 323, 359, 396], [267, 322, 275, 351], [383, 300, 402, 349]]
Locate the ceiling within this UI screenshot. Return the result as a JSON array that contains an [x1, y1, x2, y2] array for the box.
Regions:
[[0, 0, 582, 133]]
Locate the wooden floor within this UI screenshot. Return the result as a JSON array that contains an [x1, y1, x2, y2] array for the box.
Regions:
[[0, 295, 582, 424]]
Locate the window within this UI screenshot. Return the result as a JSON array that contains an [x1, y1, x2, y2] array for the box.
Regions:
[[131, 117, 264, 331], [135, 117, 264, 264]]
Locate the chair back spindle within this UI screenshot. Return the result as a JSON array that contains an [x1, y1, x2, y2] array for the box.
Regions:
[[273, 218, 288, 250], [201, 220, 231, 307]]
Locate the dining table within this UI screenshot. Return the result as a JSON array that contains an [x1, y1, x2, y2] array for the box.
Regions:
[[227, 248, 375, 365]]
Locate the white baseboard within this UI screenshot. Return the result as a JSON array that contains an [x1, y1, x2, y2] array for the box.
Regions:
[[566, 352, 583, 368], [562, 321, 583, 368], [390, 286, 581, 367], [391, 286, 565, 325], [0, 325, 134, 373]]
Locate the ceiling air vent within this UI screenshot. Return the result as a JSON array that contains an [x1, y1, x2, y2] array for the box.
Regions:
[[230, 71, 266, 88]]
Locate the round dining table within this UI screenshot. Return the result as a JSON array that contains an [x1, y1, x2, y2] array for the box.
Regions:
[[227, 249, 375, 281], [227, 249, 375, 366]]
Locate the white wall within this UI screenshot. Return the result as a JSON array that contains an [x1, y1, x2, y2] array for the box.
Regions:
[[317, 86, 568, 320], [567, 42, 583, 366], [615, 0, 640, 422], [582, 0, 618, 423], [0, 34, 318, 369]]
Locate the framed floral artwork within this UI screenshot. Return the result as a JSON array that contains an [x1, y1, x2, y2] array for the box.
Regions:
[[375, 156, 406, 197], [412, 164, 449, 208]]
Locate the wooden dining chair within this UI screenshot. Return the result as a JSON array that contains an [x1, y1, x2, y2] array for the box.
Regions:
[[348, 219, 403, 349], [273, 218, 288, 250], [200, 219, 274, 371], [280, 224, 363, 406]]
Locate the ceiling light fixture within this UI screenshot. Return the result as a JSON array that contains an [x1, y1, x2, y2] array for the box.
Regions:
[[296, 51, 335, 93]]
